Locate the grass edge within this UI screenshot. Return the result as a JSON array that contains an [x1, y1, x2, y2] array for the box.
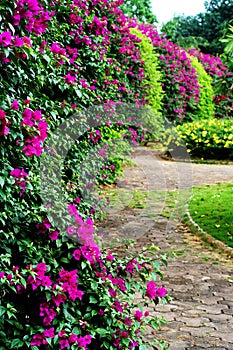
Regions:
[[183, 204, 233, 259]]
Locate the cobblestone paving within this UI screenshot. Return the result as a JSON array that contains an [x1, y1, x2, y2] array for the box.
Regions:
[[135, 222, 233, 350], [98, 147, 233, 349]]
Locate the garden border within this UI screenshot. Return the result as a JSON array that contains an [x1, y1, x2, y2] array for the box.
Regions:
[[184, 204, 233, 259]]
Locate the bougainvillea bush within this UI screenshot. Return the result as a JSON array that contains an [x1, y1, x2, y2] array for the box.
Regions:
[[0, 1, 170, 349], [0, 227, 170, 349]]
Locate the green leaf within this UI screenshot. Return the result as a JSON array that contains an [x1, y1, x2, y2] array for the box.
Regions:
[[0, 307, 6, 317], [10, 339, 24, 349], [63, 308, 76, 323], [95, 328, 108, 336], [81, 261, 86, 269], [89, 295, 97, 304]]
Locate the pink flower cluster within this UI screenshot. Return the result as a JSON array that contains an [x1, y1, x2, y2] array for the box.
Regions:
[[73, 244, 101, 265], [26, 262, 52, 291], [145, 281, 167, 300], [21, 108, 48, 156], [10, 168, 29, 197], [29, 267, 83, 326], [57, 268, 84, 302], [67, 203, 96, 247], [89, 15, 109, 37], [0, 31, 33, 63], [31, 328, 92, 348], [29, 267, 85, 346], [57, 332, 92, 349], [188, 48, 230, 77], [12, 0, 52, 35], [58, 331, 92, 350], [0, 31, 32, 48], [125, 258, 144, 274]]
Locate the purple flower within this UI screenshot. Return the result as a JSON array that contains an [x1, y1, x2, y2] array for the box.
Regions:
[[11, 100, 19, 110], [134, 310, 143, 321], [43, 327, 55, 338], [98, 308, 105, 316], [49, 230, 59, 240], [64, 73, 76, 84], [50, 42, 62, 54], [156, 286, 167, 298], [145, 280, 157, 299], [108, 288, 117, 298], [10, 168, 29, 196], [14, 36, 25, 47], [59, 339, 69, 349], [30, 334, 45, 347], [73, 249, 81, 261], [0, 32, 12, 47]]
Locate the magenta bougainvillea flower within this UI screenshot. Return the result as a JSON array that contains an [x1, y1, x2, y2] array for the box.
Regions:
[[10, 168, 29, 196], [145, 280, 168, 300]]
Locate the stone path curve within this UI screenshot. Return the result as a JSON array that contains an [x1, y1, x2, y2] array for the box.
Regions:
[[98, 146, 233, 350]]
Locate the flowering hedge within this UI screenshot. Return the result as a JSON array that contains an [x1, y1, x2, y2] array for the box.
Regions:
[[138, 24, 201, 123], [0, 1, 171, 349], [129, 28, 164, 142]]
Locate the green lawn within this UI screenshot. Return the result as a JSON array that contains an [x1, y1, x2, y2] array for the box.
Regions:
[[189, 183, 233, 248]]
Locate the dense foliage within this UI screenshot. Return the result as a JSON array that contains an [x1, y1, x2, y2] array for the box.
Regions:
[[130, 28, 164, 141]]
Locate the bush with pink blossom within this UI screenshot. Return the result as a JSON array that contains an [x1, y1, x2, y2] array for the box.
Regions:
[[0, 1, 170, 349]]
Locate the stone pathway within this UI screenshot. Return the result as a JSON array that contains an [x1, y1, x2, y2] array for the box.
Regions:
[[98, 147, 233, 350]]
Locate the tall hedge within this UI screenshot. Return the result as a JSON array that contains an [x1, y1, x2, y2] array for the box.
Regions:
[[130, 27, 164, 140], [189, 55, 215, 120], [130, 28, 163, 114]]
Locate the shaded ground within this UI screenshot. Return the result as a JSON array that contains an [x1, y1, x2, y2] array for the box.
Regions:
[[97, 146, 233, 350]]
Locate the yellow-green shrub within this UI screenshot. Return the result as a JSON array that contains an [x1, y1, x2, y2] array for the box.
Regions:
[[130, 28, 164, 140], [189, 55, 215, 120], [163, 119, 233, 159]]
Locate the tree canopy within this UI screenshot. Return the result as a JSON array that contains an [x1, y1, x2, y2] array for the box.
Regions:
[[161, 0, 233, 55], [120, 0, 157, 25]]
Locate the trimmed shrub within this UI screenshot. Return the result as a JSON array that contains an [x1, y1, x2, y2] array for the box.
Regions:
[[130, 27, 164, 141], [163, 119, 233, 160], [130, 28, 163, 115], [188, 55, 215, 120]]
